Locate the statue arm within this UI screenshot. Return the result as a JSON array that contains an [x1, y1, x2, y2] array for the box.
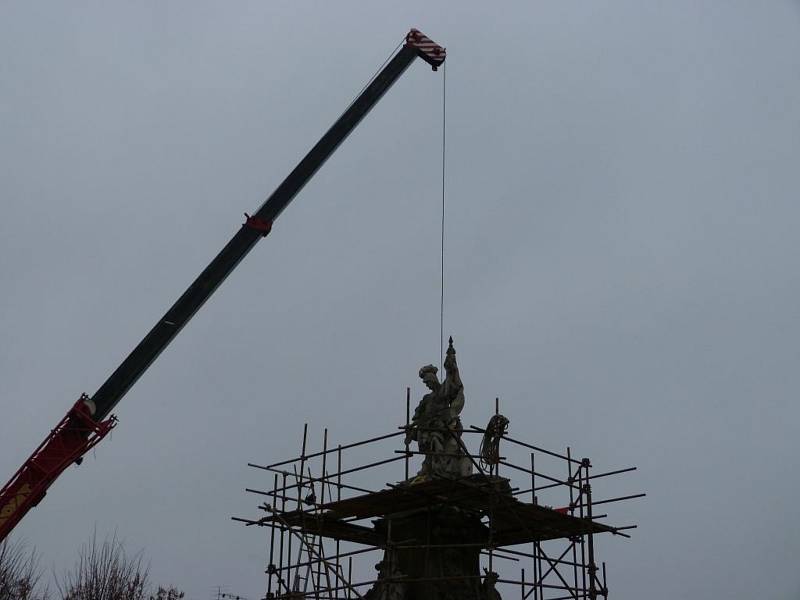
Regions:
[[443, 342, 462, 392], [443, 353, 464, 416]]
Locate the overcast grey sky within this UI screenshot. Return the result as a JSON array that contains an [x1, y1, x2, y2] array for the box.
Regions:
[[2, 2, 800, 599]]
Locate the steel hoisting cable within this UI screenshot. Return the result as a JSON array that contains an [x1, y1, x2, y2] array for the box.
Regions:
[[337, 39, 405, 123], [331, 35, 446, 366], [440, 61, 447, 370]]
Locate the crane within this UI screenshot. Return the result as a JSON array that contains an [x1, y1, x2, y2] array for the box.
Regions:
[[0, 29, 445, 542]]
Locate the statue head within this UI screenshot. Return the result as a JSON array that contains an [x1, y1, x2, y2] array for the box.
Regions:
[[418, 364, 440, 391]]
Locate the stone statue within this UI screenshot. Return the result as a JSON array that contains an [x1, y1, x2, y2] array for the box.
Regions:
[[405, 337, 472, 480], [364, 557, 407, 600], [481, 571, 502, 600]]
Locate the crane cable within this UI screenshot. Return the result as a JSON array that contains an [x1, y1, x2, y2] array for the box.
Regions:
[[339, 36, 448, 368], [440, 61, 447, 369], [334, 36, 447, 368], [340, 39, 404, 117]]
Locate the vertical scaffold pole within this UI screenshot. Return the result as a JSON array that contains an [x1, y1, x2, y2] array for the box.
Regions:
[[530, 451, 538, 600], [494, 397, 500, 478], [405, 387, 411, 481], [583, 460, 598, 600], [267, 473, 278, 599], [568, 447, 579, 598], [336, 444, 343, 586], [279, 472, 288, 594]]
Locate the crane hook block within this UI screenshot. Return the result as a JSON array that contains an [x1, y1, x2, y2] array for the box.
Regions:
[[243, 213, 273, 236], [405, 29, 446, 70]]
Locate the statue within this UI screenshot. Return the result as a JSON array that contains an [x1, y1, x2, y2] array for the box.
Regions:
[[364, 557, 407, 600], [405, 337, 472, 480], [480, 571, 502, 600]]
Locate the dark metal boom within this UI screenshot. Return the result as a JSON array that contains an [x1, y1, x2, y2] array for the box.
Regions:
[[0, 29, 445, 543]]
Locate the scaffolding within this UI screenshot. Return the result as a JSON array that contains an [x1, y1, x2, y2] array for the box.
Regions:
[[234, 392, 642, 600]]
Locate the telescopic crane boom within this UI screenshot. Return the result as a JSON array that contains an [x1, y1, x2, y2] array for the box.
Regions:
[[0, 29, 445, 542]]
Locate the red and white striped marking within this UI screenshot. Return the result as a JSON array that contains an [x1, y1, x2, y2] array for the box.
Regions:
[[406, 28, 446, 68]]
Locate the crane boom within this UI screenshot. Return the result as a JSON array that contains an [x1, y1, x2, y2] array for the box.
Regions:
[[0, 29, 445, 542]]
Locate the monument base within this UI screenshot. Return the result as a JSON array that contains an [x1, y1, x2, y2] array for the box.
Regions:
[[365, 503, 495, 600]]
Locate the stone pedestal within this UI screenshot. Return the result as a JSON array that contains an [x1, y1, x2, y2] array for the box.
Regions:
[[364, 506, 488, 600]]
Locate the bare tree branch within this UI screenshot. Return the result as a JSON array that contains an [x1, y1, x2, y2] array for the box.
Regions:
[[56, 532, 148, 600], [0, 540, 47, 600]]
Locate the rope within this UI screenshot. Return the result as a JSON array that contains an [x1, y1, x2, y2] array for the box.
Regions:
[[440, 61, 447, 370], [480, 414, 510, 471]]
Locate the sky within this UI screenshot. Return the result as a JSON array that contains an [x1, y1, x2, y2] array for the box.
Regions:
[[2, 2, 800, 599]]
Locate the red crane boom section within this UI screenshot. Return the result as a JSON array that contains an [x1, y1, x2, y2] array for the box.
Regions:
[[0, 396, 116, 538]]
